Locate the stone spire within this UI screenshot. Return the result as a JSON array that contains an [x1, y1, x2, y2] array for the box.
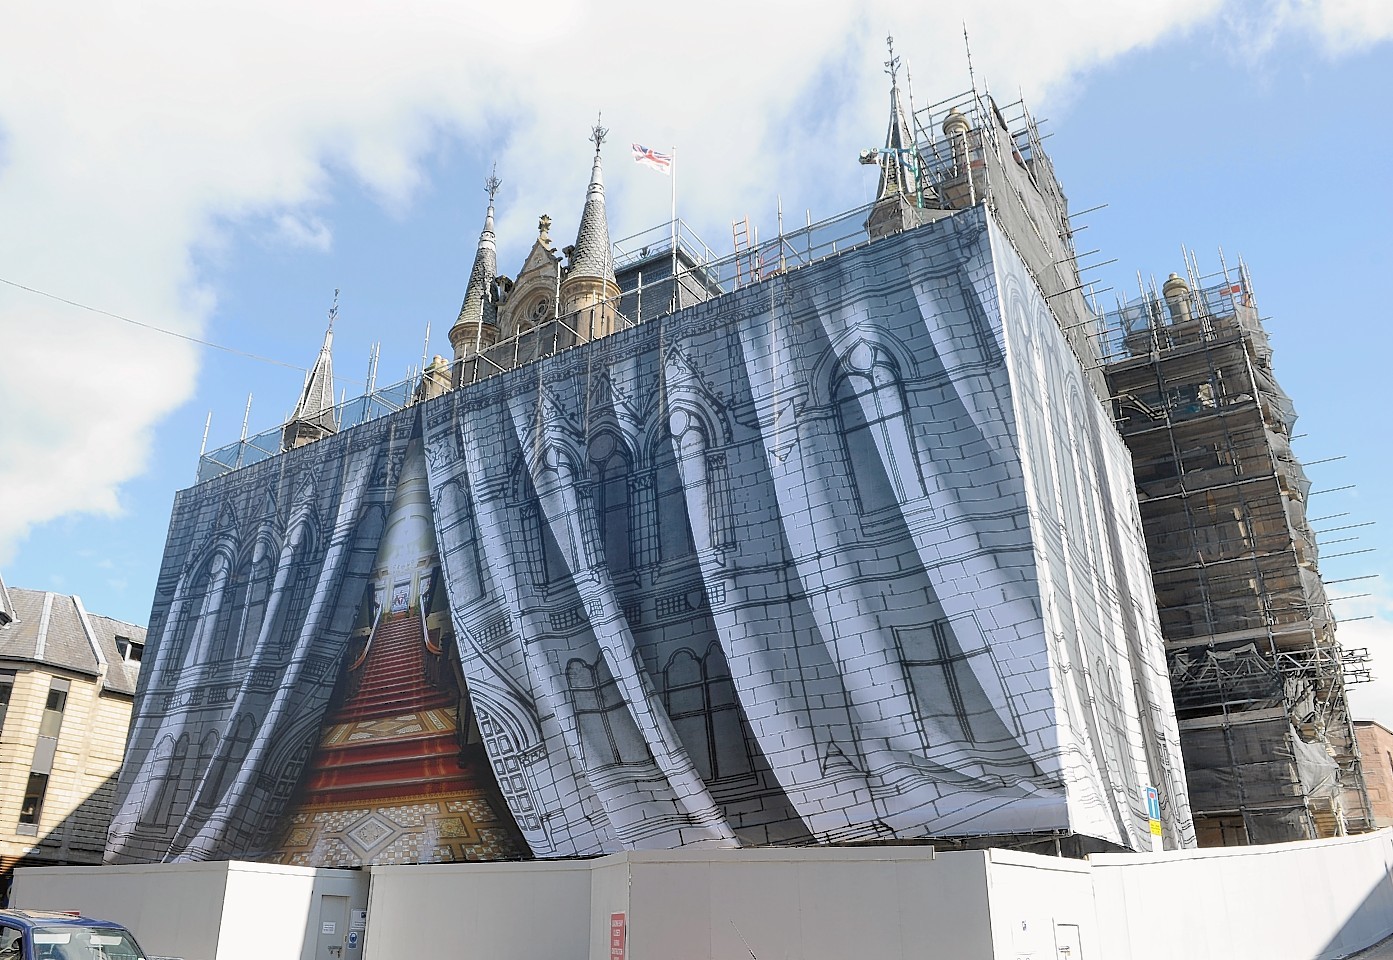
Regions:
[[282, 293, 340, 452], [560, 118, 621, 339], [449, 172, 503, 372], [865, 37, 934, 241], [876, 36, 920, 204]]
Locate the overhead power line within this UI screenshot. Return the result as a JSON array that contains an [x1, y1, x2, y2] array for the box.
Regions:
[[0, 274, 307, 373]]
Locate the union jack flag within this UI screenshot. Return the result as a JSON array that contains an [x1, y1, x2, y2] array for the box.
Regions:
[[631, 143, 672, 175]]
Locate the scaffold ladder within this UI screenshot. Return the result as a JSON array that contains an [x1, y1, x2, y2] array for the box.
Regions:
[[732, 216, 761, 287]]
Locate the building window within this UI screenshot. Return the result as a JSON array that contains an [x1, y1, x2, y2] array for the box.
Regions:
[[663, 644, 754, 782], [116, 635, 144, 664], [566, 656, 650, 770], [18, 772, 49, 826], [38, 684, 67, 739], [0, 671, 14, 733], [834, 347, 924, 515]]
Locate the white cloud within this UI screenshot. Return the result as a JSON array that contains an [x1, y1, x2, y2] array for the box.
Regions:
[[270, 213, 333, 252], [1227, 0, 1393, 56], [1338, 589, 1393, 727], [0, 0, 1373, 562], [1307, 0, 1393, 51]]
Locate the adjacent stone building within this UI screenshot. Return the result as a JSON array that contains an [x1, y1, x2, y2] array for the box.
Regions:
[[0, 584, 143, 895], [1355, 721, 1393, 829]]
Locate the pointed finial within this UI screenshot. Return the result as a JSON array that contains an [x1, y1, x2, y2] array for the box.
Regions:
[[884, 34, 900, 83], [539, 214, 552, 240], [328, 288, 339, 329], [590, 112, 608, 154], [485, 163, 501, 201], [963, 23, 977, 95]]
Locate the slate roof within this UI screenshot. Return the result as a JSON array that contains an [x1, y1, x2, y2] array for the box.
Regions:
[[0, 587, 144, 696]]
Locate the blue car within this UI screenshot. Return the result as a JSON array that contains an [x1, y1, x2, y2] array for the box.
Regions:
[[0, 910, 148, 960]]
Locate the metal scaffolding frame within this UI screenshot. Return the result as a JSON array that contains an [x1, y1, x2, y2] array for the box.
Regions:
[[1098, 267, 1371, 845]]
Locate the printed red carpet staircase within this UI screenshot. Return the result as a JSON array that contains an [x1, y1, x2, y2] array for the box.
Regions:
[[294, 611, 476, 805]]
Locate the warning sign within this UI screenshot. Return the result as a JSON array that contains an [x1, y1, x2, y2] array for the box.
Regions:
[[1144, 786, 1162, 849], [610, 913, 626, 960]]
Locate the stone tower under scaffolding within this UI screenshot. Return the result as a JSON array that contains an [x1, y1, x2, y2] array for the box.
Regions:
[[1099, 269, 1371, 845]]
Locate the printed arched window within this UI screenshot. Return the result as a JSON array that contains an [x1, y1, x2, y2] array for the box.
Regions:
[[520, 465, 575, 586], [210, 563, 243, 663], [663, 643, 754, 782], [159, 733, 193, 826], [184, 550, 233, 667], [279, 560, 317, 655], [194, 731, 220, 810], [439, 481, 486, 603], [206, 713, 257, 806], [588, 434, 633, 574], [653, 440, 695, 563], [142, 735, 176, 822], [834, 345, 924, 515], [162, 561, 215, 677], [566, 656, 650, 770], [236, 546, 273, 659]]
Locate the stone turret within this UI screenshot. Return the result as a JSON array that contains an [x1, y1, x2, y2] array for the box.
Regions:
[[448, 175, 503, 378], [559, 120, 621, 340], [282, 295, 339, 452]]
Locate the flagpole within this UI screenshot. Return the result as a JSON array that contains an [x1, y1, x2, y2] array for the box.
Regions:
[[670, 145, 678, 313]]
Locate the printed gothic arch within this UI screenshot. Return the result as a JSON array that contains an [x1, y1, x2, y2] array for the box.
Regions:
[[172, 541, 237, 668], [587, 430, 636, 574], [565, 655, 652, 771], [662, 642, 756, 783], [650, 430, 696, 565], [512, 454, 578, 588], [436, 477, 486, 604], [832, 343, 926, 515], [808, 328, 920, 409]]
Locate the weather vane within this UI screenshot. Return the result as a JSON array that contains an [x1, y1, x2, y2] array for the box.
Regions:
[[884, 34, 900, 83], [590, 112, 608, 152], [328, 288, 339, 328], [485, 162, 501, 201]]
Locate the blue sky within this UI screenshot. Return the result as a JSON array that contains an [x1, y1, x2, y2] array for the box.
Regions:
[[2, 1, 1391, 719]]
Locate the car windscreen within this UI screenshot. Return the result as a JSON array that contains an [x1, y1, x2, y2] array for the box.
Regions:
[[30, 925, 144, 960]]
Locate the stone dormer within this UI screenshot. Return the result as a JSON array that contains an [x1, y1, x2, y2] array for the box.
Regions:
[[497, 214, 564, 341]]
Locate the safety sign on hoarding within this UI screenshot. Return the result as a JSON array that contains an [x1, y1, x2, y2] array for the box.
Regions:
[[611, 913, 626, 960], [1145, 785, 1162, 850]]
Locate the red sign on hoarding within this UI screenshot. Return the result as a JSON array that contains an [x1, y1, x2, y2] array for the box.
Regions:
[[610, 913, 626, 960]]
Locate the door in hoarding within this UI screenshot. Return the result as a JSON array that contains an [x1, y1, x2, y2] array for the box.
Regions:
[[314, 895, 349, 960]]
